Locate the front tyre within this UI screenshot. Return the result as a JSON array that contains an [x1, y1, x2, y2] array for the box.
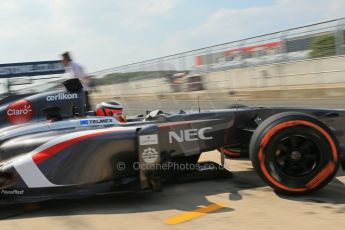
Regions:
[[249, 112, 340, 195]]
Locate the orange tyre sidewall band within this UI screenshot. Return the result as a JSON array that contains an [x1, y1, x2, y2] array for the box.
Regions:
[[219, 147, 241, 157], [258, 120, 337, 192]]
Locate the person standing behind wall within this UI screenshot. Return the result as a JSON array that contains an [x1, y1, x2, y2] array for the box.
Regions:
[[61, 51, 92, 111]]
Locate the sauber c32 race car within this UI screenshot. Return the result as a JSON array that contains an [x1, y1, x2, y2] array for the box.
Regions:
[[0, 82, 345, 203]]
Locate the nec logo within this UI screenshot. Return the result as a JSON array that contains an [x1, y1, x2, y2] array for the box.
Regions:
[[169, 127, 213, 143]]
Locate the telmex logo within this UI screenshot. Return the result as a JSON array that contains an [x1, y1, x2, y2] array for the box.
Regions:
[[80, 118, 114, 126], [169, 127, 213, 143], [6, 99, 33, 124], [46, 93, 78, 101]]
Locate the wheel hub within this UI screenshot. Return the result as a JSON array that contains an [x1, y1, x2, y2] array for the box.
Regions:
[[273, 134, 322, 177], [290, 150, 302, 161]]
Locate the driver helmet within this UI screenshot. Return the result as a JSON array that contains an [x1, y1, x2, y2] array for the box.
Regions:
[[96, 101, 123, 117]]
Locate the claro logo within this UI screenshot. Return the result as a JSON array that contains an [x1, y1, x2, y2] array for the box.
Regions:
[[6, 99, 33, 124], [169, 127, 213, 143], [46, 93, 78, 101]]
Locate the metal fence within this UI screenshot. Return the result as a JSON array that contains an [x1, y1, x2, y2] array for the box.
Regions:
[[92, 18, 345, 97], [80, 18, 345, 115]]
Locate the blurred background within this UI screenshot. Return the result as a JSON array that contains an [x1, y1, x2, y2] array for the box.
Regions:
[[2, 18, 345, 116], [1, 1, 345, 116], [89, 18, 345, 115]]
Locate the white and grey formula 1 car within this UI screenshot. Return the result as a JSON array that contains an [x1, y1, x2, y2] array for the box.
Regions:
[[0, 80, 345, 203]]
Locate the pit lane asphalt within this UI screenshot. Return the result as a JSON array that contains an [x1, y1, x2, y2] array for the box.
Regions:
[[0, 151, 344, 230]]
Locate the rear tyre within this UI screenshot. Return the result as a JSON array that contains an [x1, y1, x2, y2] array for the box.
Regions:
[[219, 104, 249, 158], [218, 144, 248, 158], [249, 112, 340, 195]]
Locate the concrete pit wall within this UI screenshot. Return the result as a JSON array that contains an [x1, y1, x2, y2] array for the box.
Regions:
[[94, 55, 345, 100]]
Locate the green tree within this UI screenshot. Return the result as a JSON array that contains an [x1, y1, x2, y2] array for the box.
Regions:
[[310, 34, 336, 58]]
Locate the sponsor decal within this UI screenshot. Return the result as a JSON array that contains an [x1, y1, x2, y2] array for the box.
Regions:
[[79, 118, 114, 126], [142, 147, 159, 164], [169, 127, 213, 143], [1, 189, 24, 195], [6, 99, 33, 124], [46, 93, 78, 101], [139, 134, 158, 145], [80, 120, 89, 125]]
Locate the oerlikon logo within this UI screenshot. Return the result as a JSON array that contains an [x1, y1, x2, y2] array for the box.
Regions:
[[6, 100, 33, 124]]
